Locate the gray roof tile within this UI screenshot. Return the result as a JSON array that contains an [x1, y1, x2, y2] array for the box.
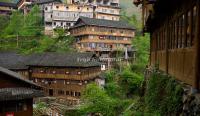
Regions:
[[73, 17, 136, 30]]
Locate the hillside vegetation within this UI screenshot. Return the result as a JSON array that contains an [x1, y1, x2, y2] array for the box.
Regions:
[[0, 5, 75, 54]]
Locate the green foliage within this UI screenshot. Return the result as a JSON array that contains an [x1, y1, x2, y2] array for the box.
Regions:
[[21, 5, 43, 36], [121, 13, 142, 30], [3, 11, 23, 37], [104, 69, 117, 82], [0, 0, 12, 2], [80, 83, 118, 116], [0, 15, 9, 34], [0, 6, 75, 54], [2, 5, 42, 37], [120, 67, 143, 96], [105, 81, 121, 98], [35, 102, 47, 110], [145, 71, 183, 115], [133, 33, 150, 67]]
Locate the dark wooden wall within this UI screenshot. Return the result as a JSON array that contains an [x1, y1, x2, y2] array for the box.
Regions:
[[0, 99, 33, 116], [150, 0, 200, 89]]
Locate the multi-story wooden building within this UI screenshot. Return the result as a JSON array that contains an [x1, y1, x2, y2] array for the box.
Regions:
[[70, 17, 135, 60], [27, 52, 102, 102], [44, 3, 94, 35], [44, 0, 120, 35], [17, 0, 62, 14], [94, 5, 120, 21], [0, 52, 103, 100], [134, 0, 200, 91], [0, 2, 17, 15], [16, 0, 120, 35], [0, 66, 43, 116]]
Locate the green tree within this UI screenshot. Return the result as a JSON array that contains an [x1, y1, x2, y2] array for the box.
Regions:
[[120, 67, 143, 96], [3, 11, 23, 37], [0, 15, 9, 34], [121, 12, 142, 30], [22, 5, 43, 36], [0, 0, 12, 2], [133, 33, 150, 66], [80, 83, 117, 116]]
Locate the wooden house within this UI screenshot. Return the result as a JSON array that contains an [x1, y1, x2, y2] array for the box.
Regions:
[[0, 51, 103, 103], [70, 17, 135, 53], [27, 52, 102, 100], [134, 0, 200, 91], [0, 66, 43, 116], [70, 17, 136, 68], [0, 2, 17, 15]]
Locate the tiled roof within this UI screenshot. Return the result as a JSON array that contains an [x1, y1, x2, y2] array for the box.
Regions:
[[32, 0, 62, 4], [0, 87, 44, 101], [0, 2, 17, 8], [0, 51, 101, 69], [73, 17, 136, 30], [28, 52, 101, 67], [0, 51, 30, 70], [0, 66, 41, 88]]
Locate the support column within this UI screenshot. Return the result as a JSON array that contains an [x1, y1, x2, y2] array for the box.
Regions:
[[194, 0, 200, 90]]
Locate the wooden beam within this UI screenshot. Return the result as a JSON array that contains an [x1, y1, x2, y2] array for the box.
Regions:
[[194, 0, 200, 90]]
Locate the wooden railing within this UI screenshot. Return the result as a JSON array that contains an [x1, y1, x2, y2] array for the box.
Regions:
[[31, 72, 101, 80], [72, 30, 135, 37]]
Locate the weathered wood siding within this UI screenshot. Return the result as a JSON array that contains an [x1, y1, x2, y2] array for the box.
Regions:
[[149, 0, 199, 88]]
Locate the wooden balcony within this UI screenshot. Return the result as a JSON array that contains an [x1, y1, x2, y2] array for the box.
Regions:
[[72, 30, 135, 38], [80, 38, 131, 44], [31, 72, 101, 81]]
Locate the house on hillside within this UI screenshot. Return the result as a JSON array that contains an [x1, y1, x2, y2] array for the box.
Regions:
[[16, 0, 121, 35], [70, 17, 136, 69], [17, 0, 62, 14], [43, 0, 121, 35], [134, 0, 200, 92], [0, 51, 104, 104], [27, 52, 102, 104], [0, 66, 43, 116], [0, 2, 17, 15]]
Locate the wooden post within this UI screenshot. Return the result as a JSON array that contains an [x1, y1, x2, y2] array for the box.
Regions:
[[166, 24, 169, 74], [194, 0, 200, 90]]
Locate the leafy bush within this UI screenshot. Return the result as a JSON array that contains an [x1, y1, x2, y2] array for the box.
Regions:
[[80, 83, 118, 116], [120, 67, 143, 96], [145, 71, 183, 115]]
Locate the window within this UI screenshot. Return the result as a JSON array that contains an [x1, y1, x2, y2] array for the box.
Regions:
[[58, 90, 65, 95], [102, 9, 107, 12], [45, 7, 48, 11], [181, 15, 185, 48], [110, 29, 115, 33], [77, 7, 80, 10], [192, 6, 197, 46], [66, 91, 70, 95], [178, 16, 183, 48], [110, 10, 114, 13], [89, 36, 94, 39], [175, 21, 178, 48], [112, 17, 115, 20], [56, 6, 59, 9], [186, 11, 192, 47]]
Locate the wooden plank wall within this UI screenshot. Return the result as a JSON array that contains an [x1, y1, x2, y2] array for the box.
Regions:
[[150, 0, 199, 88]]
